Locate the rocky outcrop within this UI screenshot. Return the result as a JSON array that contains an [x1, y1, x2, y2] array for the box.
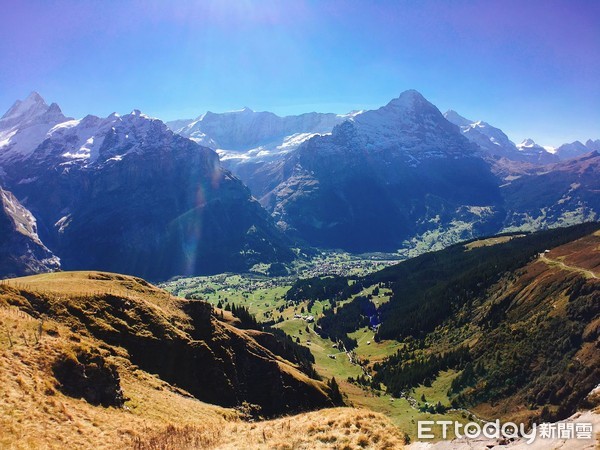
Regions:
[[0, 186, 60, 278], [52, 349, 124, 407]]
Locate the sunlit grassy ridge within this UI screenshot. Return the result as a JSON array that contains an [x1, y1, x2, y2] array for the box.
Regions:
[[0, 271, 404, 449]]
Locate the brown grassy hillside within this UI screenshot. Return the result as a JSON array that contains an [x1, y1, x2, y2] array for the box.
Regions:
[[0, 271, 404, 449]]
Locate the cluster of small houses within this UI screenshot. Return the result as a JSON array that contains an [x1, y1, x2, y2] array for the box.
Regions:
[[293, 313, 315, 322], [301, 258, 394, 278]]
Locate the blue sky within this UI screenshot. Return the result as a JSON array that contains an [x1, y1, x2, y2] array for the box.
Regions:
[[1, 0, 598, 146]]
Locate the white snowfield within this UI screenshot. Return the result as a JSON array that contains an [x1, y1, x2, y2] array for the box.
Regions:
[[216, 131, 329, 163], [167, 106, 363, 166]]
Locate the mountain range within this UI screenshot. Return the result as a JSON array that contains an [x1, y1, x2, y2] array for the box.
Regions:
[[443, 109, 558, 164], [0, 90, 598, 279], [169, 91, 599, 255], [0, 94, 292, 280]]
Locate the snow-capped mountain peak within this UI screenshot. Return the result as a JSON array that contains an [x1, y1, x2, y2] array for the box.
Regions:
[[0, 93, 70, 162], [585, 139, 600, 151], [518, 138, 538, 149], [509, 138, 559, 164], [355, 90, 441, 125], [1, 92, 67, 130], [1, 92, 48, 122], [384, 89, 431, 112], [344, 89, 469, 157]]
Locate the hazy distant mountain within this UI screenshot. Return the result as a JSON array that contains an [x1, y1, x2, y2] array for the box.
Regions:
[[586, 139, 600, 152], [444, 110, 560, 164], [501, 151, 600, 231], [170, 107, 351, 152], [168, 107, 364, 193], [555, 139, 600, 160], [165, 118, 193, 132], [515, 138, 559, 164], [444, 109, 521, 159], [484, 145, 600, 233], [0, 95, 292, 280], [0, 185, 60, 277]]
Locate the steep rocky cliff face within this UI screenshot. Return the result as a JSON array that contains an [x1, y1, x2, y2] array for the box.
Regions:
[[0, 186, 60, 277]]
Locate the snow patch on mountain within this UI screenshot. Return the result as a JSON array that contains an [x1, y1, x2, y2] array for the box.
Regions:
[[36, 111, 173, 168], [218, 131, 329, 163]]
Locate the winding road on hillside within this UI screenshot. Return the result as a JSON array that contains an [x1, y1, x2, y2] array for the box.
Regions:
[[539, 254, 598, 279]]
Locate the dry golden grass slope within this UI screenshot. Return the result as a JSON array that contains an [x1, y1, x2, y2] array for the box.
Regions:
[[0, 271, 403, 449]]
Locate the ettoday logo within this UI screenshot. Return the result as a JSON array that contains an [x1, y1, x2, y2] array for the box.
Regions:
[[417, 420, 593, 444]]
